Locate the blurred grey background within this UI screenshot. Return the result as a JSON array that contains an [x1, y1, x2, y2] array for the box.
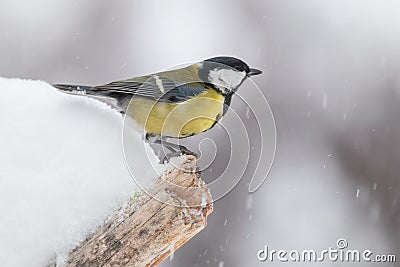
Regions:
[[1, 0, 399, 266]]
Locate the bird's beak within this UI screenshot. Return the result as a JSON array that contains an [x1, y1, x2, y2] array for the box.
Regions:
[[248, 68, 263, 76]]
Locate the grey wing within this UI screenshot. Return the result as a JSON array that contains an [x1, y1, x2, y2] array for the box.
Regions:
[[54, 75, 205, 114], [93, 75, 205, 105], [93, 76, 174, 99]]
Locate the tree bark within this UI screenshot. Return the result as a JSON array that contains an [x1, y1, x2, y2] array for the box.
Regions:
[[63, 155, 212, 267]]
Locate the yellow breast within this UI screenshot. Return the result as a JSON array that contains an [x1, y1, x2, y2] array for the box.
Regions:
[[127, 89, 225, 138]]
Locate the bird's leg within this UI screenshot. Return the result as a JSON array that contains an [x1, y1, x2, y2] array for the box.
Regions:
[[146, 134, 178, 153], [157, 140, 198, 156], [144, 134, 170, 163], [145, 134, 198, 161]]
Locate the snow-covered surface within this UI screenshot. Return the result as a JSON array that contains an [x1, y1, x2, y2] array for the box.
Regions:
[[0, 77, 162, 266]]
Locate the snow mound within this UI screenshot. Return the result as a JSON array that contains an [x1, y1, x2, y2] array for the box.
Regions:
[[0, 78, 160, 266]]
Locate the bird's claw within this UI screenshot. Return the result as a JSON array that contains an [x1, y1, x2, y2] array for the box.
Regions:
[[162, 148, 199, 163]]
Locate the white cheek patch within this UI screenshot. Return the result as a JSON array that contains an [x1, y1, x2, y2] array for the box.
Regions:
[[208, 68, 247, 91]]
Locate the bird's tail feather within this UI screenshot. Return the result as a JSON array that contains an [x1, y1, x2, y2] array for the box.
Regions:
[[53, 83, 125, 113], [52, 84, 93, 96]]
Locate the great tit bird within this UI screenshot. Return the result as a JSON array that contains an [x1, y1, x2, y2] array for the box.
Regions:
[[54, 56, 262, 156]]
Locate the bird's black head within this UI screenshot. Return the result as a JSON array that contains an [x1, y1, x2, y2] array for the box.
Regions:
[[198, 56, 262, 94], [205, 56, 250, 73], [205, 56, 262, 77]]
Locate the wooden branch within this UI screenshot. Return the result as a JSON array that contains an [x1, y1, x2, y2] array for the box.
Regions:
[[62, 155, 213, 267]]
